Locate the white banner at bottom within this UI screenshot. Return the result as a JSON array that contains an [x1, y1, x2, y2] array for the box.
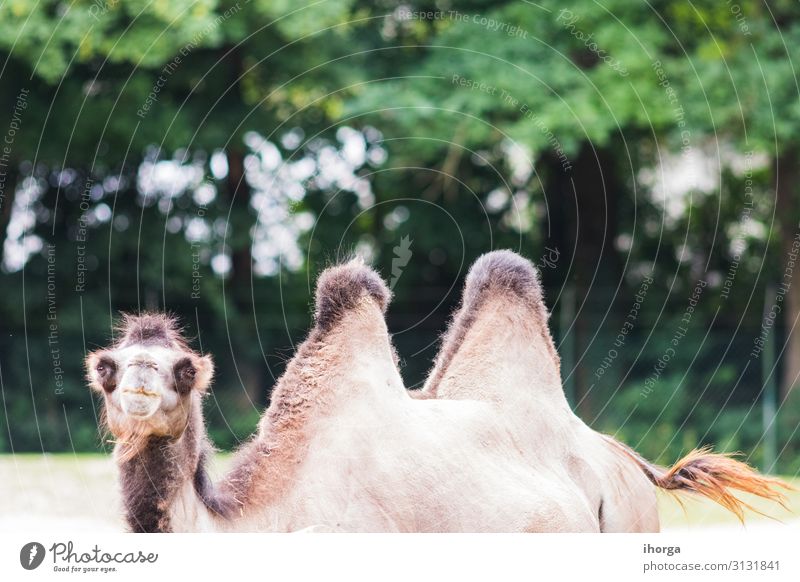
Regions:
[[1, 532, 798, 581]]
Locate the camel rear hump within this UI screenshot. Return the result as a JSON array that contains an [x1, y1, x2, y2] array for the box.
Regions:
[[423, 250, 562, 398], [463, 250, 546, 314], [457, 251, 556, 362]]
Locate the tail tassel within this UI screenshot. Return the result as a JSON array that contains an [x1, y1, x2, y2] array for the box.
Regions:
[[607, 439, 791, 521]]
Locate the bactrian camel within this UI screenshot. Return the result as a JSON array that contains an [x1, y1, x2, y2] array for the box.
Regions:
[[86, 251, 787, 532]]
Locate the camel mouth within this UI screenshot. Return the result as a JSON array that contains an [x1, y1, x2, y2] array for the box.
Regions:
[[122, 386, 160, 397], [120, 389, 162, 418]]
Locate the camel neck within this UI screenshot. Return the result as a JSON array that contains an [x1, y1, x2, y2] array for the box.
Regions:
[[116, 405, 226, 532]]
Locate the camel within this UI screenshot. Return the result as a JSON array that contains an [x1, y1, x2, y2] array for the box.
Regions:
[[86, 252, 787, 532]]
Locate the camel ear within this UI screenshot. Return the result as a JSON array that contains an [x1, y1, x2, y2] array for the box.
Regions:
[[193, 354, 214, 394], [85, 351, 102, 392]]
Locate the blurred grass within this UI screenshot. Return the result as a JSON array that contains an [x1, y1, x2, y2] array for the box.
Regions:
[[0, 453, 234, 532], [0, 454, 796, 532], [657, 477, 800, 531]]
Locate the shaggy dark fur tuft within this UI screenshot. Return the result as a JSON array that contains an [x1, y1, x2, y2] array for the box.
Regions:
[[117, 409, 227, 532], [119, 435, 178, 533], [116, 312, 188, 349], [462, 250, 545, 311], [314, 259, 391, 332]]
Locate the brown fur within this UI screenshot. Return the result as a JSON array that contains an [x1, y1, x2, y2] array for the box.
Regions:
[[114, 393, 232, 530], [115, 312, 189, 350], [216, 339, 326, 517], [605, 437, 790, 520]]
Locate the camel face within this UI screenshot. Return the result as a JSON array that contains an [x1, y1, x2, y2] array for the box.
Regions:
[[86, 314, 213, 448], [115, 347, 185, 418]]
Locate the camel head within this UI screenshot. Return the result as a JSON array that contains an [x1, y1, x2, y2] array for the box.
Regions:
[[86, 313, 213, 454]]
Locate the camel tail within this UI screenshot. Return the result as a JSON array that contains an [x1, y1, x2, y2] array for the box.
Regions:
[[606, 438, 789, 521]]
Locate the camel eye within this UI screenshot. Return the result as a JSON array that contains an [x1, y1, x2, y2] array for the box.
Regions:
[[172, 357, 197, 395], [94, 357, 117, 392], [96, 358, 114, 377]]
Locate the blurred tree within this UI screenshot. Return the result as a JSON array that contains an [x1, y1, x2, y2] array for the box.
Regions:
[[665, 0, 800, 399]]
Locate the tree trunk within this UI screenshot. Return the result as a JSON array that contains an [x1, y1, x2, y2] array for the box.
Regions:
[[542, 143, 620, 418], [225, 147, 265, 407], [776, 150, 800, 400], [225, 147, 254, 306], [0, 165, 18, 253]]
